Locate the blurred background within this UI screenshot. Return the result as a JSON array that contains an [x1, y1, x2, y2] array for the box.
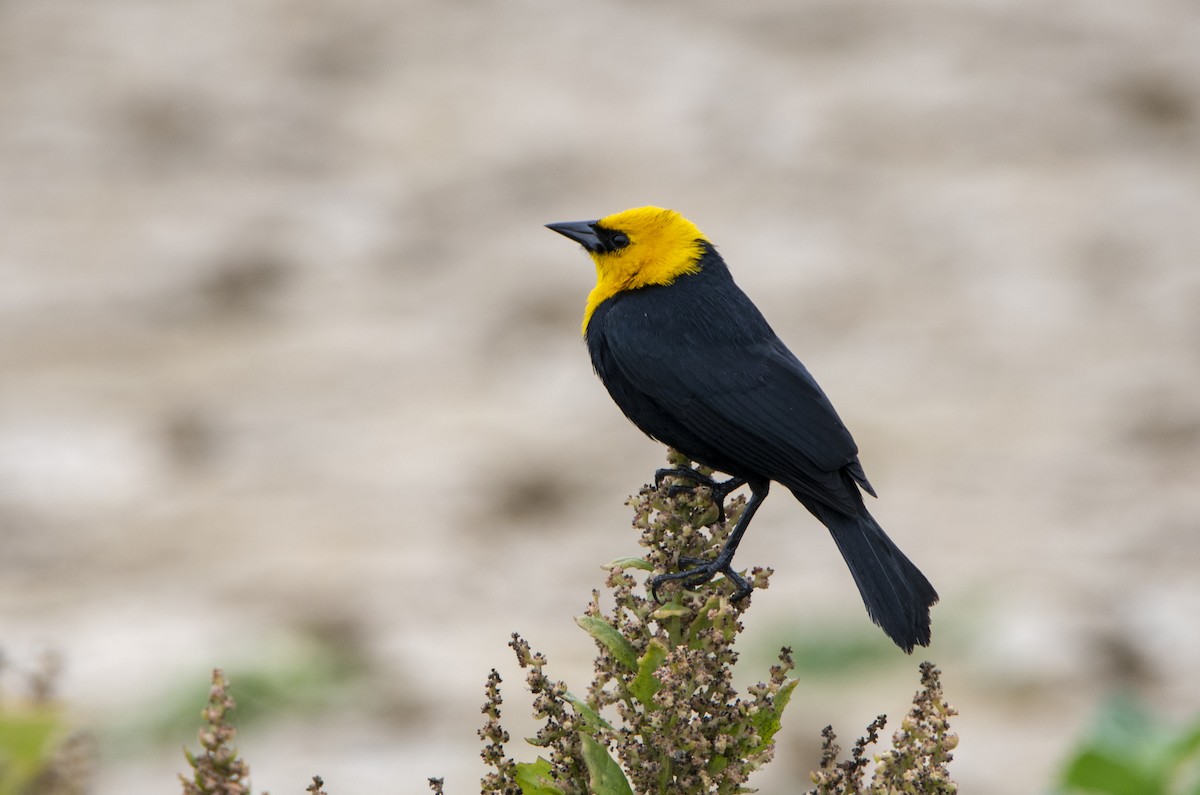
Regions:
[[1, 0, 1198, 792]]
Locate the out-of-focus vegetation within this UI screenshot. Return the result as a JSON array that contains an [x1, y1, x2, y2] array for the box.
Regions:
[[1057, 696, 1200, 795], [0, 653, 90, 795]]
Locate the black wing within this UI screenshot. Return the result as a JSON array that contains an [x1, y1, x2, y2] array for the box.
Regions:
[[592, 271, 871, 516]]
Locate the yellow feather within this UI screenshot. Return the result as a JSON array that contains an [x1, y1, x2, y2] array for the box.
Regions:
[[581, 207, 710, 335]]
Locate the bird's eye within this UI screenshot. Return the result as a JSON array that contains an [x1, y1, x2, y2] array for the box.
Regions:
[[611, 232, 630, 249]]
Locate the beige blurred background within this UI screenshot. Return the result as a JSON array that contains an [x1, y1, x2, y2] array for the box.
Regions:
[[2, 0, 1198, 793]]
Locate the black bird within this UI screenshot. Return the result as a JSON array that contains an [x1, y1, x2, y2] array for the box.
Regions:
[[547, 206, 938, 651]]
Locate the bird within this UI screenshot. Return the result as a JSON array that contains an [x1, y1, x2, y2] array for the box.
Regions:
[[546, 206, 937, 651]]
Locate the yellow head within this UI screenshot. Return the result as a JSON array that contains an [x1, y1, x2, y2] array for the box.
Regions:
[[546, 206, 710, 334]]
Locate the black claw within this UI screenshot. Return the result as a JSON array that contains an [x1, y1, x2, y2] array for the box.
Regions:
[[653, 467, 746, 524], [648, 479, 768, 605], [649, 558, 753, 603], [654, 466, 712, 489]]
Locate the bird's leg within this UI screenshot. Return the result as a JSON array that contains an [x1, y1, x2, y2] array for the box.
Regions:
[[651, 480, 769, 603], [653, 467, 746, 524]]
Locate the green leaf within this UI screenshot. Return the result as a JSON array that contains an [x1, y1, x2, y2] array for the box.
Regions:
[[607, 556, 653, 572], [1060, 748, 1159, 795], [579, 734, 634, 795], [1056, 696, 1200, 795], [564, 691, 614, 732], [629, 639, 669, 707], [750, 677, 800, 753], [685, 595, 724, 647], [650, 603, 691, 620], [1163, 716, 1200, 768], [0, 709, 63, 793], [514, 757, 565, 795], [575, 616, 638, 672]]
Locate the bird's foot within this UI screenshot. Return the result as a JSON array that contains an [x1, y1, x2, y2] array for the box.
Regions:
[[654, 466, 714, 493], [653, 468, 745, 523], [650, 555, 752, 603]]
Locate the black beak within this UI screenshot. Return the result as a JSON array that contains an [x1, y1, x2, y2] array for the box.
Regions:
[[546, 220, 602, 253]]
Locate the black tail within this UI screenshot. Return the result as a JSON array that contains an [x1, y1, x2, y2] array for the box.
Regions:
[[803, 496, 938, 652]]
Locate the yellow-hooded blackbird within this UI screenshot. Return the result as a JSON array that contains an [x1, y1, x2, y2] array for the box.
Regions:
[[547, 206, 937, 651]]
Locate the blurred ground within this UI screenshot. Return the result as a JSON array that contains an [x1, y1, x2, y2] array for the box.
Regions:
[[1, 0, 1199, 793]]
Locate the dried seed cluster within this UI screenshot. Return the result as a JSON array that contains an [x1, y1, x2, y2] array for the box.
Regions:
[[180, 670, 252, 795], [810, 662, 958, 795], [480, 454, 799, 794]]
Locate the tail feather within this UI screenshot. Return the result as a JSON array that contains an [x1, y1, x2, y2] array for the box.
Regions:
[[805, 498, 938, 652]]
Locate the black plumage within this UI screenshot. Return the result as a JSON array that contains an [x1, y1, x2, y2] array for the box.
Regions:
[[585, 243, 937, 651]]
